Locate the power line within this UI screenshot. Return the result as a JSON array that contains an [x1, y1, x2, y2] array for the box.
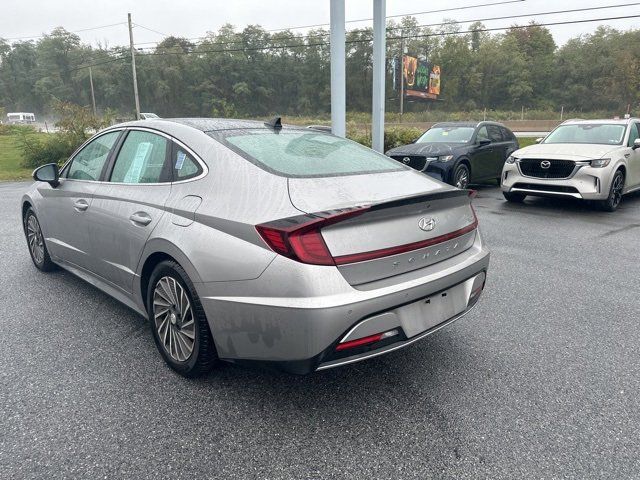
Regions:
[[132, 0, 527, 48], [131, 1, 639, 51], [133, 23, 170, 38], [386, 13, 640, 42], [4, 22, 126, 41], [393, 2, 640, 33], [65, 11, 640, 72], [68, 56, 128, 73], [128, 13, 640, 59], [264, 0, 526, 32]]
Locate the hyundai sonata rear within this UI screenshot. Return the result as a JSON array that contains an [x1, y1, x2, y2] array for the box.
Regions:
[[22, 118, 489, 376]]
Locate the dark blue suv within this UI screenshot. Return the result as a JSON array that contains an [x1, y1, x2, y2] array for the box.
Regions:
[[386, 121, 519, 189]]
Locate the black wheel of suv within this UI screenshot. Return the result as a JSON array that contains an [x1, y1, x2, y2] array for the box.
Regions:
[[453, 164, 470, 189], [147, 260, 218, 377], [23, 207, 56, 272], [503, 191, 526, 203], [597, 170, 624, 212]]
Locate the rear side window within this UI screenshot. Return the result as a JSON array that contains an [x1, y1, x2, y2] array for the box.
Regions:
[[172, 144, 202, 181], [211, 129, 403, 177], [110, 130, 170, 183], [487, 125, 503, 142], [67, 131, 120, 181], [628, 123, 640, 147], [500, 127, 515, 141]]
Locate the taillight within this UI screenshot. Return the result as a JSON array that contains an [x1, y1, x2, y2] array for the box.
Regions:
[[255, 207, 370, 266], [256, 195, 479, 266]]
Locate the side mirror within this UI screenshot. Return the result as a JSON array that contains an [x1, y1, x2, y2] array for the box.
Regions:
[[478, 139, 491, 146], [33, 163, 59, 188], [535, 137, 543, 144], [633, 138, 640, 150]]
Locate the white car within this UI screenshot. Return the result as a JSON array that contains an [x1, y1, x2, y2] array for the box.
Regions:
[[501, 118, 640, 211]]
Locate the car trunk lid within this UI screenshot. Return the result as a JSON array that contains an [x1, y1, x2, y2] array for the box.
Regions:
[[286, 171, 478, 285]]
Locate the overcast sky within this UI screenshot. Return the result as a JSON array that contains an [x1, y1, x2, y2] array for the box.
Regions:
[[2, 0, 639, 48]]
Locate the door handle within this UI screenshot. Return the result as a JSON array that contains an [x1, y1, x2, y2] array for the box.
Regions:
[[73, 199, 89, 212], [129, 212, 152, 226]]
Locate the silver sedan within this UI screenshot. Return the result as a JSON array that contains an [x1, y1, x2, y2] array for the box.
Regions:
[[22, 118, 489, 376]]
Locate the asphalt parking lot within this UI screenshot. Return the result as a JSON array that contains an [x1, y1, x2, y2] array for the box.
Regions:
[[1, 180, 640, 479]]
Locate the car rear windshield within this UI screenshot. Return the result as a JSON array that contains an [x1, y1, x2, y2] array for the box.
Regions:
[[544, 124, 627, 145], [418, 126, 475, 143], [209, 129, 404, 177]]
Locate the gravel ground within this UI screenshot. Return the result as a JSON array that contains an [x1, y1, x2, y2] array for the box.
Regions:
[[1, 181, 639, 479]]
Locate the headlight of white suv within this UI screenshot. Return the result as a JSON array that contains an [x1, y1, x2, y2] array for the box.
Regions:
[[439, 155, 454, 162], [506, 155, 517, 164], [591, 158, 611, 168]]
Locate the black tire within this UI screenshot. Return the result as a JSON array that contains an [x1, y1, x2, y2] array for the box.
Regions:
[[597, 170, 624, 212], [453, 163, 470, 189], [147, 260, 218, 377], [503, 191, 526, 203], [23, 207, 56, 272]]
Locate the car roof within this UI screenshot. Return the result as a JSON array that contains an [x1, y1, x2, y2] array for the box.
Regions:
[[111, 117, 314, 133], [562, 118, 639, 125], [432, 121, 507, 128]]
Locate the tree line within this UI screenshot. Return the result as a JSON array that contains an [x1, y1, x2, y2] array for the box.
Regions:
[[1, 17, 639, 119]]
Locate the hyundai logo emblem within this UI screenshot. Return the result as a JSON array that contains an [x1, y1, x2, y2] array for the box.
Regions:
[[540, 160, 551, 169], [402, 157, 411, 164], [418, 217, 436, 231]]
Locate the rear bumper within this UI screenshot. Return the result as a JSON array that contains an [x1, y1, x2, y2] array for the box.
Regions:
[[501, 162, 613, 200], [196, 232, 489, 374]]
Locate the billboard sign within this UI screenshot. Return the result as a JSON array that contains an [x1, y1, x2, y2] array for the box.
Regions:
[[402, 55, 441, 100]]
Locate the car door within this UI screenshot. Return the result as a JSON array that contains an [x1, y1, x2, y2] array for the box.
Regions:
[[88, 129, 173, 293], [37, 130, 122, 271], [469, 125, 495, 181], [487, 125, 508, 178], [626, 122, 640, 188]]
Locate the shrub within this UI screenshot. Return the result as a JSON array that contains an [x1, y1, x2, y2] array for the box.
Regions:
[[0, 124, 37, 136], [18, 133, 78, 168], [347, 126, 422, 152], [19, 101, 113, 168]]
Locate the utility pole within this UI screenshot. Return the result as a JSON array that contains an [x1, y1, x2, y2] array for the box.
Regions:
[[330, 0, 346, 138], [371, 0, 386, 153], [128, 13, 141, 120], [399, 36, 405, 121], [88, 67, 97, 116]]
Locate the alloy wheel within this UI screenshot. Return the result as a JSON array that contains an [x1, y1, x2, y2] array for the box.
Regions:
[[153, 276, 195, 362], [610, 173, 623, 208], [26, 215, 45, 265], [456, 168, 469, 189]]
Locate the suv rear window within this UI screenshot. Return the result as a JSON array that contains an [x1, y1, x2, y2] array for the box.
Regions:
[[209, 129, 403, 177]]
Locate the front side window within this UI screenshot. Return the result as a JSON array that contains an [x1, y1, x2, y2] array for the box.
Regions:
[[110, 130, 170, 183], [544, 124, 627, 145], [476, 126, 490, 143], [417, 126, 475, 144], [67, 131, 120, 181], [211, 129, 403, 177]]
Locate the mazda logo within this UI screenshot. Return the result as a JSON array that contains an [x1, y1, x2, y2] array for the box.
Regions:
[[418, 217, 436, 231], [540, 160, 551, 169], [402, 157, 411, 164]]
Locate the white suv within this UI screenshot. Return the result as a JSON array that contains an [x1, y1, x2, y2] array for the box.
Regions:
[[501, 118, 640, 211]]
